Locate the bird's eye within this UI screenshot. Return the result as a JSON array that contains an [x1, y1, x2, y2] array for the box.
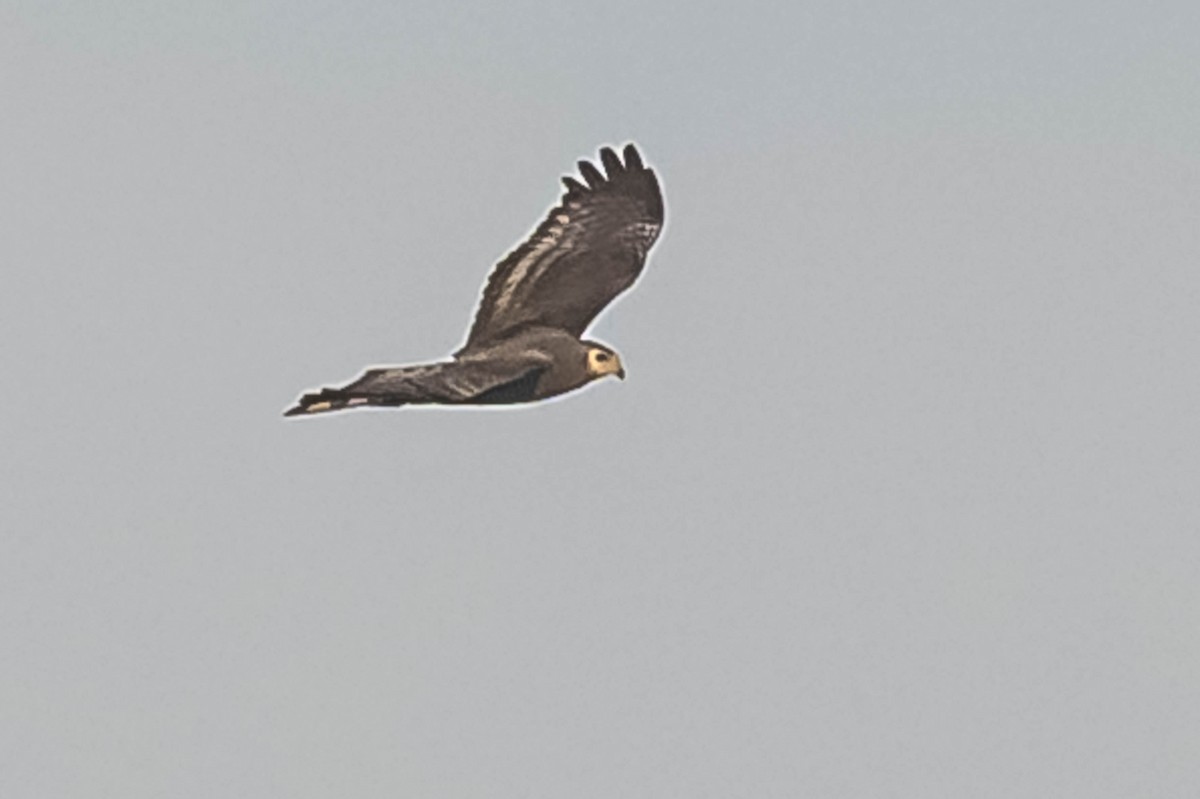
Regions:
[[595, 352, 609, 362]]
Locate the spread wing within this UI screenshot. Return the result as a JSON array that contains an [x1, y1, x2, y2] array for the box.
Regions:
[[284, 352, 551, 415], [460, 143, 664, 353]]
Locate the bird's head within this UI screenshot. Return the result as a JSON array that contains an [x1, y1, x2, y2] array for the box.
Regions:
[[584, 343, 625, 381]]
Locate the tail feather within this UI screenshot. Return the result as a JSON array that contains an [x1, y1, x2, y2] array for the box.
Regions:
[[283, 358, 538, 418], [283, 387, 401, 417]]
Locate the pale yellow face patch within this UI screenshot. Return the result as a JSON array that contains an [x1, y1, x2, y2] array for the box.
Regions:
[[307, 401, 332, 413], [586, 348, 625, 380]]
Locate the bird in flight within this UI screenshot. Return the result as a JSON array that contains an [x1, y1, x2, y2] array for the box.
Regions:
[[284, 143, 664, 417]]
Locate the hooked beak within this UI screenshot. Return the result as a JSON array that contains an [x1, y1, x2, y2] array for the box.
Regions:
[[615, 366, 626, 380]]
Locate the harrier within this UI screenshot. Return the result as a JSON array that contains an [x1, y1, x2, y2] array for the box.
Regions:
[[284, 143, 664, 416]]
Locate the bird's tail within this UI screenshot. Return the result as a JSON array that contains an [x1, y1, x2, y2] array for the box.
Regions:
[[282, 387, 400, 417]]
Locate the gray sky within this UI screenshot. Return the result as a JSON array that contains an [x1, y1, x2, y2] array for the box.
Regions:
[[3, 1, 1199, 796]]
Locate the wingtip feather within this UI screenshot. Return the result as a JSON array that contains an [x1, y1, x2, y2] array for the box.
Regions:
[[577, 160, 605, 188], [599, 147, 622, 177], [560, 144, 651, 198], [622, 143, 644, 170]]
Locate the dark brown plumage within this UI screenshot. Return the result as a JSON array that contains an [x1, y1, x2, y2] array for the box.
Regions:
[[284, 144, 663, 416]]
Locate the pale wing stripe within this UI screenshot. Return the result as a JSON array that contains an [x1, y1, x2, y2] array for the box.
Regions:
[[492, 216, 571, 317], [522, 210, 579, 294]]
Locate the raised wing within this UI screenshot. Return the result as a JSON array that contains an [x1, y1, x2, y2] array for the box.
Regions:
[[283, 353, 550, 415], [460, 143, 664, 352]]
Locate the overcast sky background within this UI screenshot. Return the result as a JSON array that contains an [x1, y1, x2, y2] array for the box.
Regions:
[[3, 2, 1199, 797]]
